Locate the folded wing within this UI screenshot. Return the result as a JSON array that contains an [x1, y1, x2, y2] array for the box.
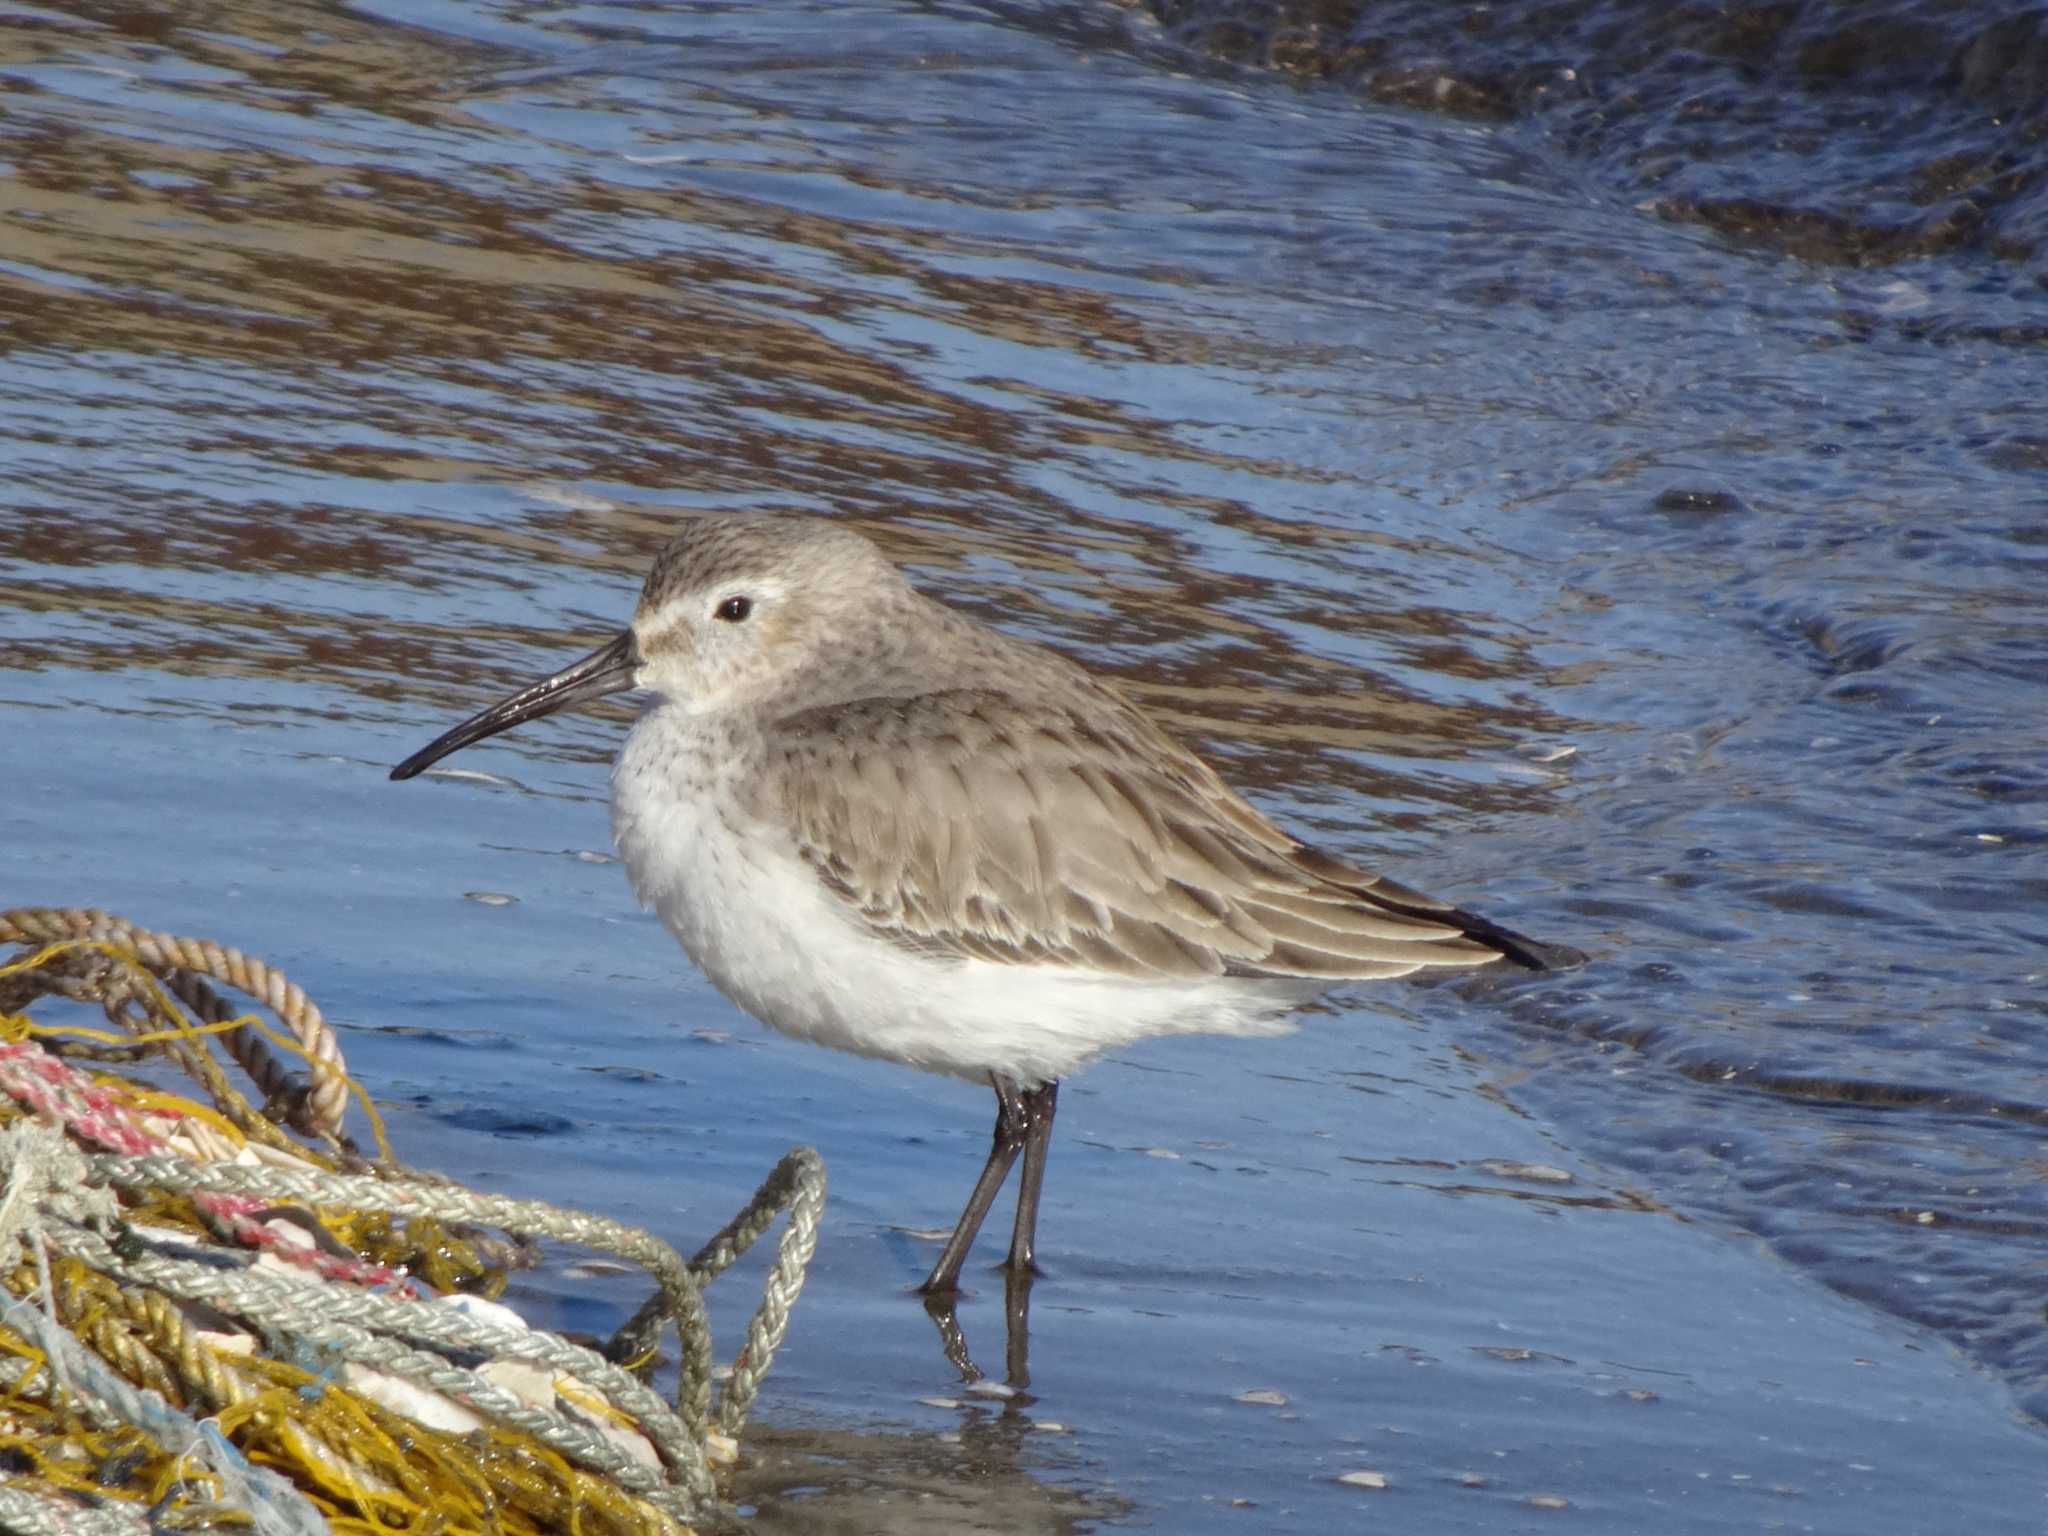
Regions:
[[763, 689, 1569, 982]]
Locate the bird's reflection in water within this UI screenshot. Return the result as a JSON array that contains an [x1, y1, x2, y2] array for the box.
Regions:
[[923, 1265, 1036, 1392], [740, 1271, 1116, 1533], [737, 1400, 1117, 1534]]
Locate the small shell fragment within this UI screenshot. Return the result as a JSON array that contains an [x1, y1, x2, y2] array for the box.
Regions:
[[1475, 1159, 1573, 1184]]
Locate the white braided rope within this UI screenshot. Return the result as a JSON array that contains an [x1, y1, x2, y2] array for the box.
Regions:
[[74, 1170, 708, 1483], [94, 1144, 827, 1435], [0, 1485, 158, 1536], [712, 1146, 825, 1431], [86, 1154, 717, 1435]]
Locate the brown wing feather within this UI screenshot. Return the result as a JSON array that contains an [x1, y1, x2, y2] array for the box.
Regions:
[[762, 688, 1564, 981]]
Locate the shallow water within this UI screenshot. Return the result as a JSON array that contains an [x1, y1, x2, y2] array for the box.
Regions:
[[5, 1, 2047, 1530]]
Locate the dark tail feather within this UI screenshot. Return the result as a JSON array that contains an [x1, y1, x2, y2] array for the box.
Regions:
[[1356, 871, 1585, 972], [1440, 905, 1585, 972]]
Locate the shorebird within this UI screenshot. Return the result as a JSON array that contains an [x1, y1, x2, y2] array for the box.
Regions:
[[391, 513, 1573, 1295]]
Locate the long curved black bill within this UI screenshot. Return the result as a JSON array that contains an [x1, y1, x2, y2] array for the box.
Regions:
[[389, 630, 639, 782]]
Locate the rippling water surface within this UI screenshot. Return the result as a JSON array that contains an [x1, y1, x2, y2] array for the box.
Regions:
[[4, 2, 2046, 1530]]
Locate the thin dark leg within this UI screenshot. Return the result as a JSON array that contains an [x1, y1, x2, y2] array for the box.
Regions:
[[920, 1077, 1028, 1295], [1004, 1080, 1059, 1276]]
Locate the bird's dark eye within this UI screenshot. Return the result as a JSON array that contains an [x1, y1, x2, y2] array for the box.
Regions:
[[715, 595, 753, 623]]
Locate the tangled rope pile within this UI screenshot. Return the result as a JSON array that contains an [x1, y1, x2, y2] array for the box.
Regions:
[[0, 907, 825, 1535]]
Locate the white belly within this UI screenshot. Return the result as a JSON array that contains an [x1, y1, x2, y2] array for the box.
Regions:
[[610, 708, 1316, 1085]]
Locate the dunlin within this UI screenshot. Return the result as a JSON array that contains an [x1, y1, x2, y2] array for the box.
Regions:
[[392, 513, 1572, 1294]]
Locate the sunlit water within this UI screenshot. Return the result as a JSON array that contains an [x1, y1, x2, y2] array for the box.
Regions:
[[4, 3, 2045, 1530]]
